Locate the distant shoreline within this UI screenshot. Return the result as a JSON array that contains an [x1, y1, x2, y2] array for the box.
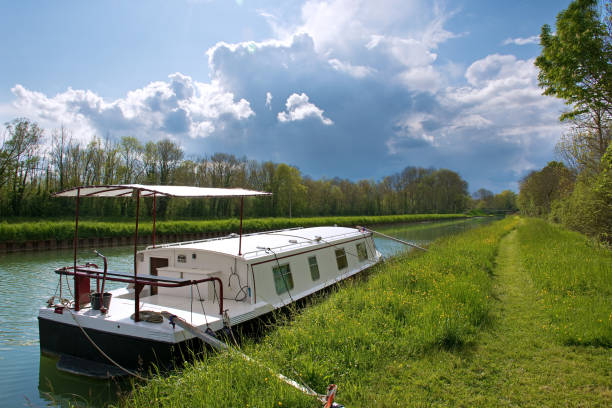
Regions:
[[0, 213, 470, 253]]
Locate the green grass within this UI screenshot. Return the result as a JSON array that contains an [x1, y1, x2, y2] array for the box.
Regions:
[[516, 218, 612, 347], [121, 217, 518, 407], [0, 214, 466, 243]]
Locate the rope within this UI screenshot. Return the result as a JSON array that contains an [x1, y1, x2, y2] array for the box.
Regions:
[[357, 226, 428, 251], [227, 266, 249, 302], [67, 309, 148, 381], [195, 284, 211, 329], [266, 247, 295, 305], [130, 310, 164, 323]]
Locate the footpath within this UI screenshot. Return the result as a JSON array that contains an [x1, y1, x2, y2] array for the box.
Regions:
[[393, 229, 611, 407], [449, 229, 611, 406]]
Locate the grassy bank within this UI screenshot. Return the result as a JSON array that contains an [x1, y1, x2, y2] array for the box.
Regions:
[[0, 214, 466, 243], [123, 217, 517, 407], [516, 218, 612, 347]]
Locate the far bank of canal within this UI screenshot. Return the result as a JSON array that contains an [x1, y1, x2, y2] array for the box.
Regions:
[[0, 217, 497, 407]]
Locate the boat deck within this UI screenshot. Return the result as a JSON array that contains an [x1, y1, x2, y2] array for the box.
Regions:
[[40, 289, 267, 344]]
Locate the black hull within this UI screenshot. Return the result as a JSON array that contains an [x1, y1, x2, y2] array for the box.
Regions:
[[38, 317, 203, 373]]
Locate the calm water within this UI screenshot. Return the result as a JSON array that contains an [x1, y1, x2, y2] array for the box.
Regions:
[[0, 217, 497, 407]]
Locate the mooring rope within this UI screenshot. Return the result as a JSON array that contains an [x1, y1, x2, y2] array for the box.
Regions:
[[67, 308, 148, 381], [356, 226, 428, 251]]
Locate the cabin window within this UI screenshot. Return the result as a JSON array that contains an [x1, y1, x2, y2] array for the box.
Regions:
[[356, 242, 368, 261], [177, 254, 187, 263], [273, 264, 294, 295], [335, 248, 348, 270], [308, 256, 320, 281]]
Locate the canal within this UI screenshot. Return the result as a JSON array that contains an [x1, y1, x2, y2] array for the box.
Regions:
[[0, 217, 497, 407]]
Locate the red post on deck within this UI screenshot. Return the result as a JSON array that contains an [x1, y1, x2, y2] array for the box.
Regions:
[[134, 189, 141, 322], [73, 188, 81, 311], [238, 196, 244, 255], [152, 193, 157, 248]]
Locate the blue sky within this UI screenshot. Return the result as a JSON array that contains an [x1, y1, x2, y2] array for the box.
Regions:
[[0, 0, 573, 193]]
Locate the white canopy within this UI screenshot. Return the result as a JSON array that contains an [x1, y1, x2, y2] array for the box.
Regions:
[[53, 184, 272, 198]]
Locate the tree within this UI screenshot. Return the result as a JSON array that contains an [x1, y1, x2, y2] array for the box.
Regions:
[[118, 136, 144, 183], [492, 190, 518, 212], [1, 119, 44, 215], [537, 0, 612, 174], [518, 161, 575, 216], [273, 163, 306, 217], [536, 0, 612, 120], [156, 139, 183, 185]]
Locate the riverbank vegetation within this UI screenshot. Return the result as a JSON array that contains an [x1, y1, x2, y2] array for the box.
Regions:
[[521, 0, 612, 243], [0, 122, 517, 222], [121, 217, 610, 407], [0, 213, 467, 243]]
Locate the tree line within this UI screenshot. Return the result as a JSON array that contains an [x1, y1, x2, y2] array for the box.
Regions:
[[0, 119, 515, 220], [520, 0, 611, 243]]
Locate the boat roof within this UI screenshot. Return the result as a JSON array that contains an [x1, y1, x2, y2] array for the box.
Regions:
[[53, 184, 271, 198], [149, 226, 366, 260]]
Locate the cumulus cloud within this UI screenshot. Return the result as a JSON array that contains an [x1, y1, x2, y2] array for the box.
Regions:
[[503, 35, 539, 46], [328, 58, 375, 78], [277, 93, 333, 125], [4, 0, 568, 192], [10, 73, 254, 141], [385, 53, 566, 183]]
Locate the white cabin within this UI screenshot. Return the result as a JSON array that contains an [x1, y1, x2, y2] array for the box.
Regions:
[[134, 226, 380, 327]]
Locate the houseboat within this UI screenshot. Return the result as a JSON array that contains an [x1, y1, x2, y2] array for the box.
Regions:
[[38, 185, 381, 376]]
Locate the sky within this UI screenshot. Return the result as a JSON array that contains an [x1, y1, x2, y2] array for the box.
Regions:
[[0, 0, 574, 193]]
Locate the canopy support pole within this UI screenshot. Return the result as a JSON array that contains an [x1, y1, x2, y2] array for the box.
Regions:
[[134, 189, 141, 322], [238, 196, 244, 255], [73, 188, 81, 311], [152, 193, 157, 248]]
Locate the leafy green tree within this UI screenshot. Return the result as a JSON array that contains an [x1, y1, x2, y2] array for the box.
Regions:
[[1, 119, 44, 215], [518, 161, 575, 216], [536, 0, 612, 120], [273, 163, 306, 217], [537, 0, 611, 174]]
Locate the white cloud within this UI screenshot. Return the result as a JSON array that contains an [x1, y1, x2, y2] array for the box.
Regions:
[[387, 112, 436, 154], [3, 0, 569, 193], [503, 35, 539, 46], [397, 65, 441, 93], [10, 73, 254, 141], [277, 92, 333, 125], [328, 58, 375, 78], [265, 92, 273, 109]]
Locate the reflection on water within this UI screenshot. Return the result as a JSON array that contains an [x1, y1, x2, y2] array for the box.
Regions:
[[38, 355, 130, 407], [0, 246, 133, 407], [0, 217, 498, 407]]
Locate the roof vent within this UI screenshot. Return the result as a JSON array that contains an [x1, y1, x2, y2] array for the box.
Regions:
[[288, 239, 298, 244], [314, 236, 322, 242]]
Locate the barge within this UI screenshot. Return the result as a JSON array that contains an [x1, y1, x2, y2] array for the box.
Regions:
[[38, 185, 381, 377]]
